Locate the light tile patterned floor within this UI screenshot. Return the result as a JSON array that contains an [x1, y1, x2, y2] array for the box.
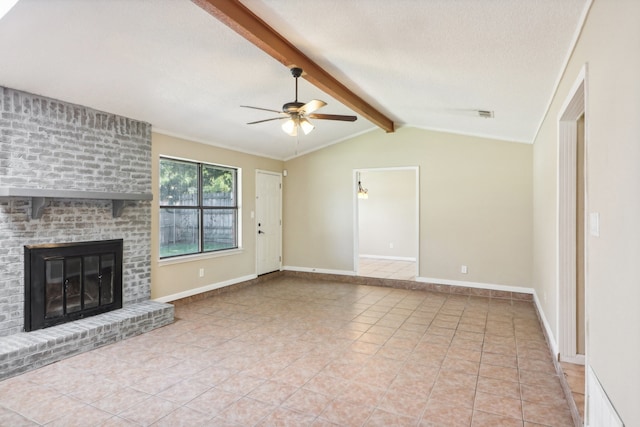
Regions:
[[560, 361, 585, 422], [0, 276, 574, 426], [359, 258, 417, 281]]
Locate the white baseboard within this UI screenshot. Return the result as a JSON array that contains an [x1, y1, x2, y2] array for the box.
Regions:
[[153, 274, 257, 303], [359, 254, 417, 262], [416, 276, 534, 294], [282, 266, 356, 276], [532, 290, 559, 357]]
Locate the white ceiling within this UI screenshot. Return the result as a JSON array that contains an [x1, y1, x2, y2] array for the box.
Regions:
[[0, 0, 588, 160]]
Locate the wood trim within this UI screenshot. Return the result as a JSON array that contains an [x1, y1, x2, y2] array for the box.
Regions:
[[192, 0, 395, 133]]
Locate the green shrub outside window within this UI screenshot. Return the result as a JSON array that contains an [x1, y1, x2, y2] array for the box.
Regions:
[[159, 157, 239, 258]]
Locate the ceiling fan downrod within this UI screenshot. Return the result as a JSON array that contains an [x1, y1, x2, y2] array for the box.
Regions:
[[284, 67, 304, 113]]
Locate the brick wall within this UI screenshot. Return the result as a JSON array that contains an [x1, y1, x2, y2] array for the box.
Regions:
[[0, 87, 152, 337], [0, 87, 150, 193]]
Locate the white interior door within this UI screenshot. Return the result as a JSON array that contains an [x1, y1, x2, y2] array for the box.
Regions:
[[256, 171, 282, 275]]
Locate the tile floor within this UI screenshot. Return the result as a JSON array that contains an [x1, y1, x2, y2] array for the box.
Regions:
[[358, 258, 417, 281], [0, 276, 574, 426], [560, 362, 585, 422]]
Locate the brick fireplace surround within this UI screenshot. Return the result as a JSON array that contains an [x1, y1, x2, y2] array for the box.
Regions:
[[0, 87, 173, 380]]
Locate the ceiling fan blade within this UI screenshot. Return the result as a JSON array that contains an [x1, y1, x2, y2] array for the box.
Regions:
[[298, 99, 326, 115], [308, 113, 357, 122], [241, 105, 285, 114], [247, 117, 288, 125]]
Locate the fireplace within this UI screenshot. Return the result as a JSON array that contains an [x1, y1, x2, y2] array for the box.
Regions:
[[24, 239, 123, 332], [0, 87, 174, 381]]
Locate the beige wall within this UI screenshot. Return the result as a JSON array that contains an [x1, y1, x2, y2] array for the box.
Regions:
[[358, 169, 417, 259], [151, 132, 283, 300], [284, 126, 532, 288], [532, 0, 640, 423]]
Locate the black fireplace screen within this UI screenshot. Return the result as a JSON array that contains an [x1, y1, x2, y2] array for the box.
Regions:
[[24, 239, 123, 331]]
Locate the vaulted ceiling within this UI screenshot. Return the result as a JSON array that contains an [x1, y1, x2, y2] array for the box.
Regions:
[[0, 0, 588, 159]]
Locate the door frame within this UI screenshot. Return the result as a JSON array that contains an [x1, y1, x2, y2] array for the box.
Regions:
[[255, 169, 282, 275], [353, 166, 420, 278], [557, 64, 588, 364]]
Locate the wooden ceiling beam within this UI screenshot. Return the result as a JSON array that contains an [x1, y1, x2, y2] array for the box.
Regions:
[[192, 0, 395, 133]]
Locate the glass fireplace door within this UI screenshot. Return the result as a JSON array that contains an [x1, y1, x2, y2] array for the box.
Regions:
[[26, 239, 123, 331], [44, 254, 116, 321]]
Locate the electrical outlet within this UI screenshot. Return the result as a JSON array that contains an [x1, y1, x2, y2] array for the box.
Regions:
[[461, 265, 468, 274], [389, 243, 394, 249], [199, 268, 204, 277]]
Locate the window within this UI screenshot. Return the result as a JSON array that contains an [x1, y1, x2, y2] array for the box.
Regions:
[[159, 157, 239, 258]]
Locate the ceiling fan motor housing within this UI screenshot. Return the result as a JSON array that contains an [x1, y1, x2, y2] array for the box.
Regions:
[[283, 101, 305, 113]]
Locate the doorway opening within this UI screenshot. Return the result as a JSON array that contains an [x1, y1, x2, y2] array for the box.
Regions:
[[558, 65, 587, 365], [354, 167, 419, 280], [557, 65, 587, 421]]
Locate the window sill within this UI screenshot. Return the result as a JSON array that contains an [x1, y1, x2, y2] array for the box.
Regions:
[[157, 248, 244, 266]]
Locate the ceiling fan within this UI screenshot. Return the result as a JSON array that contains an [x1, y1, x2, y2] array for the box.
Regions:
[[241, 67, 357, 136]]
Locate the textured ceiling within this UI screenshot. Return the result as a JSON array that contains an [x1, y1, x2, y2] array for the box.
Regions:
[[0, 0, 588, 160]]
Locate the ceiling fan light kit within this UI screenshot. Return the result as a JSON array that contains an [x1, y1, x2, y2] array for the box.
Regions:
[[299, 117, 314, 134], [242, 67, 357, 136], [281, 118, 296, 136], [281, 116, 314, 136]]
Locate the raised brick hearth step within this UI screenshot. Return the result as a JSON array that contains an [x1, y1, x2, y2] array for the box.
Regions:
[[0, 301, 174, 381]]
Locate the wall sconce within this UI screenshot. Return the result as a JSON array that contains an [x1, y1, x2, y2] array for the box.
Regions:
[[357, 172, 368, 199]]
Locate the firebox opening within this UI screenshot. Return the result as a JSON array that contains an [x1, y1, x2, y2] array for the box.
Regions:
[[24, 239, 123, 332]]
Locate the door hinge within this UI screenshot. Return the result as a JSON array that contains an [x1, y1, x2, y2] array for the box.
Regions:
[[279, 183, 282, 189], [279, 256, 282, 262]]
